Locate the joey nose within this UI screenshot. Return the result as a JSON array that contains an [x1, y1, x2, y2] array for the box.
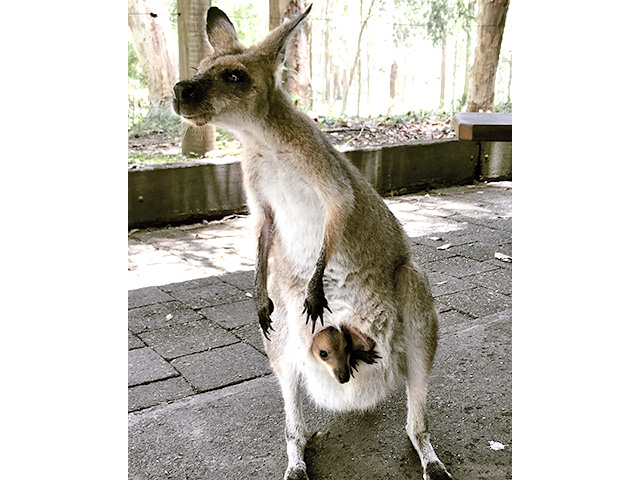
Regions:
[[337, 370, 350, 384]]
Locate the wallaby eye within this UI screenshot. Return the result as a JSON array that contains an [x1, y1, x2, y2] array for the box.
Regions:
[[222, 69, 247, 84], [319, 350, 328, 359]]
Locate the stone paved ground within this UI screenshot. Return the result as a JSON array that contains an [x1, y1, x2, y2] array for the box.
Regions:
[[128, 182, 512, 480]]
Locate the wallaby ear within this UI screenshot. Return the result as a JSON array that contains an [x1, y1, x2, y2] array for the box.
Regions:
[[206, 7, 243, 54], [256, 4, 312, 66]]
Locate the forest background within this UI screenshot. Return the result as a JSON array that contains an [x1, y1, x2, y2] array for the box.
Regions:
[[128, 0, 512, 159]]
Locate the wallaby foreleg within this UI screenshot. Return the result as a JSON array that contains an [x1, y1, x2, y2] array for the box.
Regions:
[[303, 244, 331, 333], [255, 206, 275, 339]]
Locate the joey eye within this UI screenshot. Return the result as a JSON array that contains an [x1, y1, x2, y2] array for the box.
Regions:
[[319, 350, 328, 359], [222, 69, 247, 84]]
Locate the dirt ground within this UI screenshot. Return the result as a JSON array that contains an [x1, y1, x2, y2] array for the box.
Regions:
[[128, 116, 457, 157]]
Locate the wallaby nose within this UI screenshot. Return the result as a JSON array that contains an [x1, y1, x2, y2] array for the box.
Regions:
[[173, 81, 195, 102]]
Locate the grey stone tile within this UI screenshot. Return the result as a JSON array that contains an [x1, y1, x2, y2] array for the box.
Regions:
[[128, 376, 195, 412], [200, 299, 256, 329], [437, 287, 511, 318], [466, 269, 512, 296], [128, 331, 145, 350], [128, 301, 203, 334], [428, 271, 476, 297], [128, 286, 174, 309], [231, 323, 267, 355], [159, 277, 246, 309], [128, 348, 179, 387], [428, 256, 499, 278], [138, 321, 240, 360], [171, 343, 271, 392]]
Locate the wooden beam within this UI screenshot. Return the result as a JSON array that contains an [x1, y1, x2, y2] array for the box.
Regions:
[[453, 112, 512, 142]]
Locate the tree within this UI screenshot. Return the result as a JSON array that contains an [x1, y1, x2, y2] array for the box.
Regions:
[[270, 0, 312, 109], [177, 0, 216, 156], [341, 0, 376, 115], [128, 0, 179, 113], [464, 0, 510, 112]]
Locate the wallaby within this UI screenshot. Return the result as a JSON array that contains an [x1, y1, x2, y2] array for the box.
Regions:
[[172, 5, 453, 480], [311, 325, 381, 384]]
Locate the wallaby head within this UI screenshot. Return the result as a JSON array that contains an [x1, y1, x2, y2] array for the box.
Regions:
[[172, 5, 312, 129], [311, 326, 352, 384]]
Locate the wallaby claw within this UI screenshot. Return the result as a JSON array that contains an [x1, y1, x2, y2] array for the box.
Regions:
[[303, 295, 331, 333], [257, 298, 275, 340]]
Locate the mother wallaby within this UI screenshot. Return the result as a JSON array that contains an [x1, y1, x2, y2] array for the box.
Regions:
[[173, 5, 453, 480]]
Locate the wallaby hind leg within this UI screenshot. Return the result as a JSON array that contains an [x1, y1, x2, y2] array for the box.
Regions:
[[278, 366, 310, 480], [396, 262, 453, 480]]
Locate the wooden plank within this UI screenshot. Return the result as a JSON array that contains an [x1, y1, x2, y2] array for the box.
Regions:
[[453, 112, 512, 142]]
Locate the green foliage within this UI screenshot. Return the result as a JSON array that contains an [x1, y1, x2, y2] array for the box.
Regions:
[[129, 102, 183, 137], [128, 152, 193, 167], [494, 100, 512, 113]]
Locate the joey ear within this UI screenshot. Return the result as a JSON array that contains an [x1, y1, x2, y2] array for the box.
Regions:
[[256, 3, 312, 66], [206, 7, 243, 54], [345, 326, 375, 352]]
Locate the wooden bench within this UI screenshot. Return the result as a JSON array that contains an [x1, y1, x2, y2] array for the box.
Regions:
[[453, 112, 512, 142]]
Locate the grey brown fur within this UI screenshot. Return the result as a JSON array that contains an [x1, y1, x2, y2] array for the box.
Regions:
[[172, 5, 453, 480]]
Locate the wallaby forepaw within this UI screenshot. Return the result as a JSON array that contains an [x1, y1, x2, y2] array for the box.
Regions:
[[303, 295, 331, 333], [257, 298, 275, 340]]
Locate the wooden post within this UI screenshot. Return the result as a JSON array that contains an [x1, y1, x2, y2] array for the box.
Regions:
[[177, 0, 216, 157]]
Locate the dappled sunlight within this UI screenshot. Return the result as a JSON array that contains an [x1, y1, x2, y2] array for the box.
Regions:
[[128, 216, 255, 290]]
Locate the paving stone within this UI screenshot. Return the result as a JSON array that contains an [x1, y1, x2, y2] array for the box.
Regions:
[[128, 331, 145, 350], [466, 268, 512, 296], [128, 348, 179, 387], [437, 287, 511, 318], [437, 309, 477, 336], [138, 321, 240, 360], [219, 270, 254, 292], [231, 323, 267, 355], [159, 276, 247, 309], [449, 242, 505, 263], [410, 242, 457, 267], [171, 343, 271, 392], [427, 255, 499, 278], [128, 376, 195, 412], [128, 301, 203, 334], [427, 271, 476, 297], [128, 286, 174, 309], [200, 299, 256, 329]]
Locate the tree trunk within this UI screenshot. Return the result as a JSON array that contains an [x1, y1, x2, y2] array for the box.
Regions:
[[465, 0, 510, 112], [127, 0, 179, 113], [439, 37, 447, 106], [341, 0, 376, 116], [272, 0, 312, 109], [177, 0, 216, 157], [463, 0, 476, 100]]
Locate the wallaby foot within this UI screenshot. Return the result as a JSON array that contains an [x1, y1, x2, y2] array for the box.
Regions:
[[284, 463, 309, 480], [256, 297, 274, 340], [424, 461, 454, 480]]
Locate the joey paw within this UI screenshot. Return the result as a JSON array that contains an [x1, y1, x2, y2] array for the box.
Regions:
[[257, 298, 275, 340]]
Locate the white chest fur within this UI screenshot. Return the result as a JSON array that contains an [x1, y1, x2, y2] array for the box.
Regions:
[[254, 152, 325, 278]]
